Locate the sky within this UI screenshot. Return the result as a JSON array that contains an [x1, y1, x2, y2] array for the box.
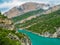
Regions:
[[0, 0, 60, 13]]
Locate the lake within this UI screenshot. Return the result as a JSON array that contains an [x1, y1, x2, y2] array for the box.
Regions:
[[18, 29, 60, 45]]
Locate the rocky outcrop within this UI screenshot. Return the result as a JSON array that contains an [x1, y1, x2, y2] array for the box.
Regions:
[[0, 18, 14, 30], [43, 27, 60, 38], [0, 19, 12, 25]]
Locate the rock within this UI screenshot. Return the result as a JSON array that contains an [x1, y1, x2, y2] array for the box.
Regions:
[[55, 27, 60, 38]]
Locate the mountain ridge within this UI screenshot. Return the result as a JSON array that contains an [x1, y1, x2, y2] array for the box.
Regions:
[[4, 2, 49, 18]]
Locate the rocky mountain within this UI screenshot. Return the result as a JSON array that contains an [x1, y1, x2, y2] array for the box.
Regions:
[[4, 2, 49, 18], [43, 5, 60, 14]]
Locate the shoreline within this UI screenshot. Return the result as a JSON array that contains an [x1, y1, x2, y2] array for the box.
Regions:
[[18, 29, 58, 39], [18, 29, 32, 45]]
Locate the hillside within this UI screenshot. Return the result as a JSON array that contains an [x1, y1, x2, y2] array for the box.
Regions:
[[0, 28, 22, 45], [0, 13, 21, 45], [0, 12, 14, 30], [4, 2, 49, 18], [0, 12, 31, 45], [15, 10, 60, 38], [12, 9, 44, 22], [11, 5, 60, 23], [0, 28, 31, 45]]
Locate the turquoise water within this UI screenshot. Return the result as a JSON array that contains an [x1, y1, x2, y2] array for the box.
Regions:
[[18, 30, 60, 45]]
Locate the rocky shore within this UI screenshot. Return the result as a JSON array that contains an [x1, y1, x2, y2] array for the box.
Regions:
[[20, 29, 60, 38]]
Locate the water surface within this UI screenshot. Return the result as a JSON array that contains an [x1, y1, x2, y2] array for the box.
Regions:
[[18, 30, 60, 45]]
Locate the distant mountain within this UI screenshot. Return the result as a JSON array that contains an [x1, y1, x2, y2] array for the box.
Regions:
[[43, 5, 60, 14], [4, 2, 49, 18]]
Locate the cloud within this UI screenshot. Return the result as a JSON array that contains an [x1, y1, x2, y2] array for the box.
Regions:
[[0, 0, 60, 13], [0, 0, 25, 13]]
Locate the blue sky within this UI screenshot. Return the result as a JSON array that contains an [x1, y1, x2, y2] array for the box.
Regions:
[[0, 0, 60, 13]]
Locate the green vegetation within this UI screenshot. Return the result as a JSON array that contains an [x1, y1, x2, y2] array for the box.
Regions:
[[0, 12, 7, 18], [0, 28, 25, 45], [12, 9, 44, 22], [0, 12, 27, 45], [15, 10, 60, 34], [0, 12, 23, 45]]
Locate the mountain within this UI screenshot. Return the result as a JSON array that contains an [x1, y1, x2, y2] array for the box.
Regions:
[[43, 5, 60, 14], [15, 9, 60, 38], [13, 4, 60, 38], [12, 9, 44, 22], [11, 5, 60, 23], [4, 2, 49, 18]]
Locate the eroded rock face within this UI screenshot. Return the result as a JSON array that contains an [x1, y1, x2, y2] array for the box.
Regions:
[[0, 18, 14, 30], [4, 2, 49, 18], [56, 28, 60, 38], [52, 27, 60, 38]]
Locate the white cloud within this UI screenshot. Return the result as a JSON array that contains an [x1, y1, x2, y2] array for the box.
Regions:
[[0, 0, 25, 13], [0, 0, 60, 13], [0, 0, 26, 8]]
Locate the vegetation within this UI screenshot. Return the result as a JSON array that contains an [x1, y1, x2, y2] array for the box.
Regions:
[[0, 12, 7, 18], [0, 28, 25, 45], [12, 9, 44, 22], [0, 12, 25, 45], [15, 10, 60, 34]]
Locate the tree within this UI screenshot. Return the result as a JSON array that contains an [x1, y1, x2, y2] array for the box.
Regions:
[[0, 12, 7, 18]]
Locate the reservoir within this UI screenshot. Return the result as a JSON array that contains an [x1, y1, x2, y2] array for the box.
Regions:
[[18, 30, 60, 45]]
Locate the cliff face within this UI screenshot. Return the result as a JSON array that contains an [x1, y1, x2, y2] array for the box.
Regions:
[[0, 18, 14, 30], [4, 2, 49, 18]]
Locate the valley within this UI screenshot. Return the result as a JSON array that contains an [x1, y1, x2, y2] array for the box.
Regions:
[[0, 2, 60, 45]]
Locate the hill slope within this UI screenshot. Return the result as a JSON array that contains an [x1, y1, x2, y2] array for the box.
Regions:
[[0, 12, 31, 45], [12, 9, 44, 22], [15, 10, 60, 37], [12, 5, 60, 23], [26, 10, 60, 33], [0, 28, 24, 45]]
